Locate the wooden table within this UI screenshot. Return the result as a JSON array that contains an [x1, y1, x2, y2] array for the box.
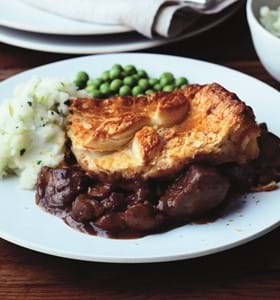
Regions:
[[0, 6, 279, 300]]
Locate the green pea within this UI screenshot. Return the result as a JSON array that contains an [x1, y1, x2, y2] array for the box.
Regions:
[[119, 71, 126, 79], [86, 85, 95, 94], [124, 65, 137, 76], [162, 84, 175, 92], [109, 68, 121, 80], [74, 79, 85, 89], [138, 78, 150, 91], [180, 84, 188, 89], [91, 90, 102, 98], [119, 85, 131, 96], [160, 72, 174, 81], [76, 71, 89, 82], [149, 78, 159, 86], [112, 64, 123, 71], [137, 69, 148, 78], [154, 83, 162, 92], [100, 82, 111, 96], [131, 74, 139, 83], [110, 79, 123, 92], [160, 77, 174, 86], [175, 77, 188, 88], [93, 90, 103, 98], [138, 94, 145, 97], [145, 89, 154, 95], [132, 86, 143, 96], [86, 80, 94, 86], [86, 86, 102, 98], [101, 71, 110, 81], [74, 71, 89, 89], [123, 76, 137, 87], [160, 72, 174, 86], [87, 78, 103, 88]]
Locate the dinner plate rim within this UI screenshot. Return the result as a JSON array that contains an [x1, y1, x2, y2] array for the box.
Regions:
[[0, 4, 241, 54], [0, 53, 279, 263], [0, 0, 131, 35], [0, 19, 131, 36], [1, 222, 279, 263]]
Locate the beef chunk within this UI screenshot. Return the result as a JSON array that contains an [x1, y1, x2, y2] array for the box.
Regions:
[[158, 165, 230, 220], [221, 163, 256, 191], [221, 124, 280, 190], [101, 192, 126, 212], [36, 167, 89, 207], [95, 213, 126, 232], [88, 183, 113, 200], [254, 123, 280, 184], [72, 194, 105, 222], [115, 180, 151, 202], [124, 202, 164, 232]]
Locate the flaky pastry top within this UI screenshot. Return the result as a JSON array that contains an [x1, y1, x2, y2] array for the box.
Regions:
[[67, 83, 260, 181]]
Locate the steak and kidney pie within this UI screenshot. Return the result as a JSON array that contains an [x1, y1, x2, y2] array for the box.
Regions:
[[36, 83, 280, 238]]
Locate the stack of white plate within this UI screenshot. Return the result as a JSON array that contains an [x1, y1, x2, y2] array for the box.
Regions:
[[0, 0, 241, 54]]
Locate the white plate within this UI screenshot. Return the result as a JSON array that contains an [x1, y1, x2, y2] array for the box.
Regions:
[[0, 4, 240, 54], [0, 53, 279, 263], [0, 0, 130, 35]]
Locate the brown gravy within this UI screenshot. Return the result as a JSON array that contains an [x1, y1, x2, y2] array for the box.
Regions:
[[35, 125, 280, 239]]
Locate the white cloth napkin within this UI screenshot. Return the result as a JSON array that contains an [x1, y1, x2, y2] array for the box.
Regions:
[[22, 0, 239, 37]]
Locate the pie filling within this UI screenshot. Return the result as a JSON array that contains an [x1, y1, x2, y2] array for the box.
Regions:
[[36, 124, 280, 239]]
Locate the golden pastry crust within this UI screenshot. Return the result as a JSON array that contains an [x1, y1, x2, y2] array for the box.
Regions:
[[132, 126, 162, 164], [68, 91, 189, 152], [67, 83, 260, 181]]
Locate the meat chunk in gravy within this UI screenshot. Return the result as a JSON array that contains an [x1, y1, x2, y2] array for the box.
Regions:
[[36, 167, 89, 208], [221, 124, 280, 191], [95, 213, 126, 232], [158, 165, 230, 220], [254, 124, 280, 184], [124, 202, 164, 232], [72, 194, 105, 222], [35, 123, 280, 238], [36, 164, 230, 236]]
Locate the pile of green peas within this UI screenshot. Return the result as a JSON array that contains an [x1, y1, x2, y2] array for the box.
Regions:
[[74, 64, 188, 98]]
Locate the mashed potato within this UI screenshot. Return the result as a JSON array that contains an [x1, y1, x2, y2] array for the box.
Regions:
[[0, 77, 86, 189], [260, 6, 280, 38]]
